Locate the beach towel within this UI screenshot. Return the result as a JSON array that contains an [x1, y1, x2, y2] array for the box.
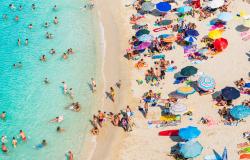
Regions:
[[244, 83, 250, 88]]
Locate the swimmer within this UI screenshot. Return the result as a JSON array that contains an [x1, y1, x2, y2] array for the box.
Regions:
[[0, 111, 6, 120], [68, 102, 80, 112], [19, 5, 23, 11], [56, 126, 65, 132], [18, 38, 21, 46], [49, 115, 64, 123], [2, 143, 7, 153], [28, 24, 33, 29], [19, 130, 26, 141], [32, 4, 36, 10], [44, 22, 49, 28], [62, 53, 68, 59], [62, 81, 68, 94], [9, 4, 15, 10], [40, 55, 46, 62], [15, 16, 19, 21], [35, 139, 47, 149], [2, 14, 8, 20], [44, 78, 49, 84], [67, 48, 74, 54], [49, 48, 56, 54], [1, 136, 7, 143], [13, 62, 22, 68], [12, 137, 17, 148], [53, 5, 58, 11], [66, 151, 74, 160], [91, 78, 96, 93], [45, 32, 53, 39], [25, 39, 28, 45], [68, 88, 74, 99], [53, 16, 59, 24]]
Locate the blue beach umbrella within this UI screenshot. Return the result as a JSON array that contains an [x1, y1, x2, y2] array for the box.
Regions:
[[179, 141, 203, 158], [186, 29, 199, 37], [177, 6, 192, 13], [218, 12, 232, 22], [184, 36, 197, 43], [197, 76, 216, 91], [156, 2, 171, 13], [230, 105, 250, 120], [221, 86, 240, 100], [179, 126, 201, 140], [222, 147, 228, 160], [138, 34, 153, 42]]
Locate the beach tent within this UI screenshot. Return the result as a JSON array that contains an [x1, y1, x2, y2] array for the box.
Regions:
[[180, 66, 198, 77], [218, 12, 232, 22], [207, 0, 224, 9], [208, 29, 223, 39], [156, 2, 171, 12], [176, 86, 196, 95], [141, 2, 155, 12], [177, 6, 192, 13], [186, 29, 199, 37], [213, 38, 228, 51], [169, 103, 187, 115], [179, 126, 201, 140], [230, 105, 250, 120], [184, 36, 197, 43], [135, 42, 151, 50], [221, 86, 240, 100], [197, 76, 215, 91], [135, 29, 150, 37], [179, 140, 203, 158]]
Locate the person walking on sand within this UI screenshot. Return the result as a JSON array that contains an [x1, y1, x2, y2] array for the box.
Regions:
[[91, 78, 96, 93], [144, 102, 149, 118], [110, 87, 115, 102]]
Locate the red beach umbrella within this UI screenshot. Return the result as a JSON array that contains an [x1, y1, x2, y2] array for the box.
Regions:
[[213, 38, 228, 51]]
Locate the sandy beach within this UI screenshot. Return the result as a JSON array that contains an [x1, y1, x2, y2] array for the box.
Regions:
[[87, 0, 250, 160]]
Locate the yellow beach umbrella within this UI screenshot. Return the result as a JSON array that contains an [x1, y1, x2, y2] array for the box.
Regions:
[[240, 11, 247, 17], [243, 18, 250, 28], [208, 29, 223, 39], [176, 86, 195, 95]]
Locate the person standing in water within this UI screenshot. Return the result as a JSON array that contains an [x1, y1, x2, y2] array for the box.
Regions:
[[12, 137, 17, 148], [17, 38, 21, 46], [19, 130, 26, 141], [62, 81, 68, 94], [68, 88, 74, 99], [54, 16, 59, 24], [91, 78, 96, 93], [0, 111, 6, 120], [44, 78, 49, 84], [53, 5, 58, 11], [2, 143, 7, 153], [66, 151, 74, 160], [25, 39, 28, 45], [32, 4, 36, 10]]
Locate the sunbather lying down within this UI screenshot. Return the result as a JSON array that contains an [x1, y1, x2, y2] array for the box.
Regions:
[[188, 52, 208, 61]]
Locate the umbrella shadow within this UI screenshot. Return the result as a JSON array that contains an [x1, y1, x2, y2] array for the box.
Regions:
[[168, 91, 187, 99], [213, 149, 222, 160], [138, 106, 146, 118], [105, 91, 113, 101], [170, 144, 180, 154], [235, 25, 250, 32], [170, 136, 182, 143], [149, 9, 164, 17], [246, 52, 250, 61]]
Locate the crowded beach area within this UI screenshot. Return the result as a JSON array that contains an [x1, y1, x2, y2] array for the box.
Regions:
[[0, 0, 250, 159]]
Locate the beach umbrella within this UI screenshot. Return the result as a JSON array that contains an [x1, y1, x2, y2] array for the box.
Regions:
[[158, 34, 173, 39], [207, 0, 224, 9], [213, 38, 228, 51], [156, 2, 172, 13], [221, 86, 240, 100], [222, 147, 228, 160], [159, 19, 172, 26], [176, 86, 196, 95], [138, 34, 153, 42], [179, 126, 201, 140], [141, 2, 155, 12], [169, 103, 187, 115], [186, 29, 199, 37], [218, 12, 232, 22], [180, 66, 198, 77], [197, 76, 215, 91], [136, 42, 151, 50], [135, 29, 150, 37], [177, 6, 192, 13], [243, 18, 250, 28], [230, 105, 250, 120], [208, 29, 223, 39], [184, 36, 197, 43], [179, 141, 203, 158], [163, 35, 176, 43]]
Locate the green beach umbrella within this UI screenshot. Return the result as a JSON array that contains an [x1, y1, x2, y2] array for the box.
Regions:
[[159, 19, 172, 26], [135, 29, 150, 37], [180, 66, 198, 77], [142, 2, 155, 12]]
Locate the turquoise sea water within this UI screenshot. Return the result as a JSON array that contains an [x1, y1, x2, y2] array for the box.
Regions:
[[0, 0, 97, 159]]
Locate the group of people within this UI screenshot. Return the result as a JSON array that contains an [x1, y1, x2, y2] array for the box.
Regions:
[[1, 130, 26, 153]]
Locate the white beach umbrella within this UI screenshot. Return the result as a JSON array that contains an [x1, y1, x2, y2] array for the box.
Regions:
[[169, 103, 187, 115], [207, 0, 224, 9]]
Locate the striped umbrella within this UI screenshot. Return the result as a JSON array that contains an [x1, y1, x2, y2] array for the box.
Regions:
[[184, 36, 197, 43], [197, 76, 215, 91], [177, 86, 196, 95], [169, 103, 187, 115]]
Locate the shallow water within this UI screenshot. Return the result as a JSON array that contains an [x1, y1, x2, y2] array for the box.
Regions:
[[0, 0, 97, 159]]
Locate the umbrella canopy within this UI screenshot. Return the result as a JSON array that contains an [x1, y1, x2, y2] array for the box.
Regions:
[[159, 19, 172, 26], [163, 35, 176, 43], [135, 42, 151, 50], [230, 105, 250, 120], [158, 34, 173, 39], [177, 86, 196, 95], [213, 38, 228, 51], [208, 29, 223, 39], [135, 29, 150, 37], [184, 36, 197, 43], [243, 18, 250, 28], [138, 34, 153, 42], [207, 0, 224, 9], [186, 29, 199, 37], [169, 103, 187, 115], [177, 6, 192, 13], [179, 126, 201, 140], [180, 66, 198, 77], [179, 141, 203, 158], [197, 76, 216, 91], [141, 2, 155, 12], [218, 12, 232, 22], [222, 147, 228, 160], [221, 86, 240, 100], [156, 2, 171, 12]]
